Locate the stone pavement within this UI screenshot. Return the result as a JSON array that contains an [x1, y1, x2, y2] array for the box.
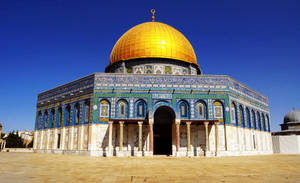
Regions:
[[0, 152, 300, 183]]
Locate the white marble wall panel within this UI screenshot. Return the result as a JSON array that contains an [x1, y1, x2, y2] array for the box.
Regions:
[[33, 123, 273, 157]]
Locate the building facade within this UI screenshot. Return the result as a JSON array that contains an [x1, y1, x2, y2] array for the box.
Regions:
[[33, 16, 273, 157], [272, 109, 300, 154]]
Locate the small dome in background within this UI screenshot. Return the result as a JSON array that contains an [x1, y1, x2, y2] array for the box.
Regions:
[[284, 109, 300, 123]]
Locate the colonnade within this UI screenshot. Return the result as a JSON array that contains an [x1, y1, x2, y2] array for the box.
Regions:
[[106, 119, 220, 157]]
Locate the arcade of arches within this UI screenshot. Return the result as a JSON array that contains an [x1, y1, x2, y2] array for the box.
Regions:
[[103, 106, 220, 157]]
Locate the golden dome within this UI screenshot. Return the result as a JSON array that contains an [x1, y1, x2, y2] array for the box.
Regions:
[[109, 22, 198, 66]]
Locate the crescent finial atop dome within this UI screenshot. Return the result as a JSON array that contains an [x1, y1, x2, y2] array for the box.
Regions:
[[151, 9, 156, 22]]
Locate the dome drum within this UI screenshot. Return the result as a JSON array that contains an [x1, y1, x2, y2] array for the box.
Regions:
[[105, 58, 201, 75]]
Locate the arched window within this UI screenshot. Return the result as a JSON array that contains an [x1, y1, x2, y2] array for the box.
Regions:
[[44, 110, 49, 128], [37, 111, 42, 129], [99, 100, 110, 120], [262, 114, 266, 131], [231, 103, 237, 123], [195, 101, 206, 119], [57, 107, 62, 127], [238, 105, 244, 126], [251, 110, 256, 129], [246, 107, 250, 127], [266, 115, 270, 131], [179, 101, 189, 118], [74, 103, 80, 124], [136, 100, 146, 117], [84, 100, 90, 123], [65, 105, 71, 126], [257, 112, 261, 130], [213, 101, 224, 122], [50, 109, 55, 128], [118, 100, 128, 118]]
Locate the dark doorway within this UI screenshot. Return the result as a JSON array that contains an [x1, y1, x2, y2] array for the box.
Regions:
[[57, 134, 61, 149], [153, 106, 174, 155]]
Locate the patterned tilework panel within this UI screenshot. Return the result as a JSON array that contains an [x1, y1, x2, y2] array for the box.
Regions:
[[37, 73, 268, 106], [94, 74, 268, 104], [37, 74, 94, 104]]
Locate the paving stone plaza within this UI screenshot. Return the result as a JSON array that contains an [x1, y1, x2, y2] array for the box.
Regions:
[[1, 153, 300, 183]]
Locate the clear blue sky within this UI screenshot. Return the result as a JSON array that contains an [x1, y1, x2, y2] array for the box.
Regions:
[[0, 0, 299, 132]]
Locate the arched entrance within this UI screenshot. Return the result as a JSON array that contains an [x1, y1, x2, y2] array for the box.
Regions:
[[153, 106, 175, 155]]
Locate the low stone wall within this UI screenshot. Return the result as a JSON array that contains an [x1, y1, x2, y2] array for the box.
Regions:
[[3, 148, 34, 153]]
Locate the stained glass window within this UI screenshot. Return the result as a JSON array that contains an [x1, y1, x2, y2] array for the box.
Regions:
[[180, 102, 188, 118], [231, 103, 236, 123], [118, 100, 127, 118], [100, 100, 109, 119], [213, 101, 224, 122], [196, 102, 205, 119], [84, 100, 90, 123]]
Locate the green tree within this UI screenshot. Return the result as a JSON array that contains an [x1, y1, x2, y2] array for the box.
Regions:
[[5, 131, 25, 148]]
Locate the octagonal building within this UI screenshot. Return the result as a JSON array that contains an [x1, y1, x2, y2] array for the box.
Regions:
[[33, 16, 273, 157]]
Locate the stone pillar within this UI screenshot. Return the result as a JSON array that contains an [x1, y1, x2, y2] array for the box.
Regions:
[[204, 122, 209, 156], [149, 119, 154, 155], [186, 122, 192, 156], [119, 121, 124, 153], [108, 121, 113, 157], [175, 119, 181, 156], [138, 121, 143, 151], [214, 122, 219, 156]]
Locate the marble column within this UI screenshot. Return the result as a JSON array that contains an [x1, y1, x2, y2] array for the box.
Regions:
[[108, 121, 113, 157], [186, 122, 192, 156], [119, 121, 124, 151], [138, 121, 143, 152], [204, 121, 209, 156], [149, 119, 154, 154], [214, 122, 219, 156], [175, 119, 181, 154]]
